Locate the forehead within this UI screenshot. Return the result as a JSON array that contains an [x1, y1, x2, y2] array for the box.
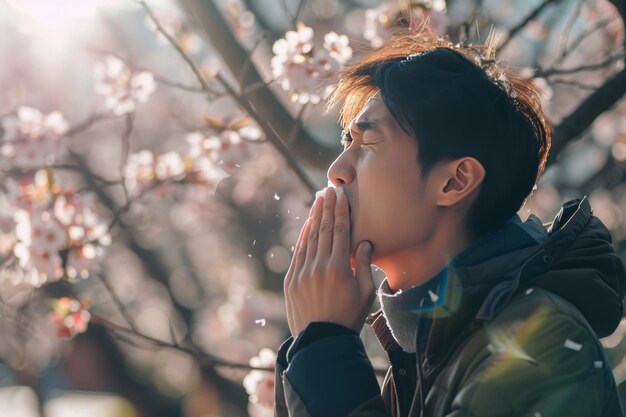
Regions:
[[353, 95, 388, 123]]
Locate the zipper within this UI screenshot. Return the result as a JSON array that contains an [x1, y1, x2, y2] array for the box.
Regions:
[[391, 375, 401, 417]]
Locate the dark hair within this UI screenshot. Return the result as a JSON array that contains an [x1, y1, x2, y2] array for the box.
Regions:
[[328, 30, 551, 239]]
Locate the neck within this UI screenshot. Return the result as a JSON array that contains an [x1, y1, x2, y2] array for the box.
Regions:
[[374, 221, 473, 292]]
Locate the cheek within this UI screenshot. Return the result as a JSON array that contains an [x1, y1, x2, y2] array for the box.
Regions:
[[355, 181, 430, 249]]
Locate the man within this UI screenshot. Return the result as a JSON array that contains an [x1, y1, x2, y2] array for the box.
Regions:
[[274, 30, 626, 417]]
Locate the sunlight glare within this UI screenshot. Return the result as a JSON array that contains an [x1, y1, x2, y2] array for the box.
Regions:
[[6, 0, 127, 48]]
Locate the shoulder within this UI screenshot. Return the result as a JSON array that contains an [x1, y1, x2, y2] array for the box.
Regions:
[[493, 286, 592, 327], [484, 287, 607, 374], [446, 287, 614, 415]]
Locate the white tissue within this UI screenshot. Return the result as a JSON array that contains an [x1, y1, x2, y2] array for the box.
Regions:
[[315, 186, 338, 199]]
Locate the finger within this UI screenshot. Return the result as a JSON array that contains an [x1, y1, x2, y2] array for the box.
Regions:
[[331, 187, 351, 262], [285, 217, 310, 289], [285, 220, 310, 336], [317, 187, 336, 259], [305, 195, 323, 262], [295, 217, 312, 275]]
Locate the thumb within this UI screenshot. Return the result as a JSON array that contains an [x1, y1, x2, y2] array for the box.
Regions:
[[354, 241, 375, 294]]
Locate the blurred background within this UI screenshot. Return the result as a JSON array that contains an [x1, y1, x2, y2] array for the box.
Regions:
[[0, 0, 625, 416]]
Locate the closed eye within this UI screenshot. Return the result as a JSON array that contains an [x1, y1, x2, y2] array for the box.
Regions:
[[340, 130, 376, 149]]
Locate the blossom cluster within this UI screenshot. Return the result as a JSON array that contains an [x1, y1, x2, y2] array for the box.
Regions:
[[50, 297, 91, 339], [94, 56, 156, 116], [243, 348, 276, 408], [123, 135, 227, 197], [271, 24, 352, 104], [7, 171, 110, 287], [123, 112, 263, 196], [1, 107, 69, 169]]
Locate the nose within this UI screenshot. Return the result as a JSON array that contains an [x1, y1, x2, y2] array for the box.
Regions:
[[327, 149, 355, 187]]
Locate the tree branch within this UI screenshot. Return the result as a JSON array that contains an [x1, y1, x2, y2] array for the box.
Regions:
[[177, 0, 339, 170], [497, 0, 562, 52], [548, 66, 626, 165]]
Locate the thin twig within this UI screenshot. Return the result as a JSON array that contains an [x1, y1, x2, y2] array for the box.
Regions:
[[138, 0, 219, 96], [538, 52, 626, 77], [154, 75, 213, 94], [550, 78, 599, 90], [66, 113, 117, 137], [556, 0, 584, 62], [119, 114, 134, 208], [96, 272, 139, 333], [92, 314, 389, 375], [237, 32, 269, 85], [92, 314, 273, 372], [550, 15, 619, 69], [215, 72, 316, 192], [293, 0, 309, 27], [241, 78, 276, 96], [498, 0, 562, 52], [6, 164, 120, 187]]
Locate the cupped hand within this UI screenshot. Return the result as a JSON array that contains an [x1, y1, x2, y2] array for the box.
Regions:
[[283, 186, 376, 338]]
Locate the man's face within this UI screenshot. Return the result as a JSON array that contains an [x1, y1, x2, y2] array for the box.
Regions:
[[327, 96, 439, 264]]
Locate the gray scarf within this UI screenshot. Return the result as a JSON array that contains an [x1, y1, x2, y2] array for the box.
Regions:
[[378, 274, 442, 353]]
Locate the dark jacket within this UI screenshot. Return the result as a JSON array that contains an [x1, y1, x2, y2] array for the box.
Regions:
[[274, 197, 626, 417]]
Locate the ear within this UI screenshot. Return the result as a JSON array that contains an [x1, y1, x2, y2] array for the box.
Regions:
[[436, 157, 485, 208]]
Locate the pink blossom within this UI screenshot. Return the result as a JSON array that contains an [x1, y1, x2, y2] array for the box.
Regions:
[[243, 348, 276, 408], [323, 32, 352, 64], [67, 244, 102, 280], [53, 194, 109, 279], [4, 171, 53, 210], [1, 107, 68, 169], [364, 4, 395, 48], [50, 297, 91, 339], [187, 114, 262, 173], [0, 215, 15, 258], [13, 209, 65, 286], [155, 151, 186, 181], [94, 56, 156, 116], [124, 150, 155, 195], [192, 157, 229, 191], [201, 56, 221, 78], [272, 25, 351, 104]]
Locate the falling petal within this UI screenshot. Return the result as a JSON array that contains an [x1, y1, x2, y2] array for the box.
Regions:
[[255, 319, 266, 327], [564, 339, 582, 351], [526, 288, 534, 295]]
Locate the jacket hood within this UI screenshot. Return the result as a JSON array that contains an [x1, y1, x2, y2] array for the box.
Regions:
[[458, 196, 626, 338]]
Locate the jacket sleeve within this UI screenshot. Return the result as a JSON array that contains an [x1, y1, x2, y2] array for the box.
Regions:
[[274, 322, 387, 417], [444, 305, 620, 417]]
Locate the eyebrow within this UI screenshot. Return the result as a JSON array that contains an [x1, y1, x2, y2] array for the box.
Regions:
[[340, 118, 382, 144], [352, 119, 380, 132]]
